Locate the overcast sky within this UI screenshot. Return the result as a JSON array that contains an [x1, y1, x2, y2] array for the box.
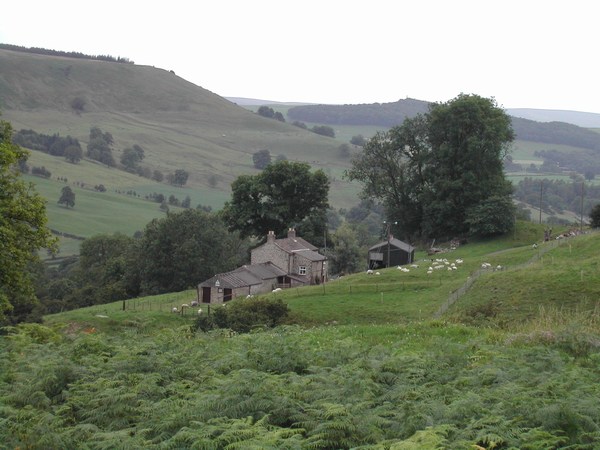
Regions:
[[1, 0, 597, 112]]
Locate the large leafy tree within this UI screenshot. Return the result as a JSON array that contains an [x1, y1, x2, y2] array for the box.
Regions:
[[0, 118, 57, 323], [57, 186, 75, 208], [222, 160, 330, 239], [132, 209, 248, 294], [423, 94, 514, 237], [348, 94, 514, 239]]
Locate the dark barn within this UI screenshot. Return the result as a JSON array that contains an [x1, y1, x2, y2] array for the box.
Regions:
[[368, 237, 415, 269]]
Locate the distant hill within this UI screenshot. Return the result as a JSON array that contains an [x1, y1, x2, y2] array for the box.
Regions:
[[285, 99, 600, 149], [507, 108, 600, 128], [0, 48, 350, 199]]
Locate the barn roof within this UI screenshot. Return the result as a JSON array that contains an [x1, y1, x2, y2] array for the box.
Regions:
[[369, 238, 415, 253]]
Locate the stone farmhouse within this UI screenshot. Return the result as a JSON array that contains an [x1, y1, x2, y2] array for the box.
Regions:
[[197, 229, 327, 304]]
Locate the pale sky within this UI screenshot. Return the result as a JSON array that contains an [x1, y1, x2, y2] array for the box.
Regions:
[[1, 0, 598, 113]]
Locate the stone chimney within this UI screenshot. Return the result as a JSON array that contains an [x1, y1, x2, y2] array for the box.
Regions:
[[267, 230, 276, 243], [287, 228, 296, 239]]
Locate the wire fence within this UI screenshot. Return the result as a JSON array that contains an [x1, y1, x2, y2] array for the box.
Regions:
[[433, 238, 565, 318]]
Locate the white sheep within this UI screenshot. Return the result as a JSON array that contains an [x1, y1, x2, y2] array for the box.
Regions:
[[367, 269, 374, 274], [197, 309, 202, 315], [171, 307, 178, 313], [191, 300, 198, 306], [410, 264, 419, 268], [375, 271, 381, 275], [496, 265, 502, 270]]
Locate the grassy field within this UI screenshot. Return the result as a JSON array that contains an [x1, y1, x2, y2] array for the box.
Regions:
[[5, 226, 600, 448]]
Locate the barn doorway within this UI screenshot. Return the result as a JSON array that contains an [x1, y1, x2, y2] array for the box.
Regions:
[[201, 287, 211, 303]]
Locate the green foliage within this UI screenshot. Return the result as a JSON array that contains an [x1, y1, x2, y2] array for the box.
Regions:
[[311, 124, 335, 138], [120, 144, 145, 172], [326, 222, 362, 275], [257, 105, 275, 118], [465, 195, 516, 237], [0, 119, 57, 324], [252, 149, 271, 169], [348, 94, 514, 240], [57, 185, 75, 208], [86, 126, 115, 167], [133, 209, 248, 294], [223, 160, 330, 239], [591, 204, 600, 228], [194, 297, 290, 333], [166, 169, 189, 186]]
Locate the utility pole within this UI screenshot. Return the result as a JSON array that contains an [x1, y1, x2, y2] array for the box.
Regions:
[[539, 179, 543, 224], [580, 181, 585, 231]]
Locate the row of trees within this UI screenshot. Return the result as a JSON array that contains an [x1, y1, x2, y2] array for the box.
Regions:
[[347, 94, 515, 240], [36, 209, 249, 315], [14, 126, 189, 186]]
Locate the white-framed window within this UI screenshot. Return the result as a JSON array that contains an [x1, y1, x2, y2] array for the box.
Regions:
[[299, 265, 307, 275]]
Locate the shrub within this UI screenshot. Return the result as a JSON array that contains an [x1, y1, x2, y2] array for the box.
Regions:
[[193, 297, 290, 333]]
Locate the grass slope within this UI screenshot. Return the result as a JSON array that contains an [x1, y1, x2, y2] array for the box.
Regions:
[[5, 228, 600, 448], [0, 48, 356, 206]]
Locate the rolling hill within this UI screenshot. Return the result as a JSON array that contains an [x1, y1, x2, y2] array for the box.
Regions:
[[0, 47, 355, 204]]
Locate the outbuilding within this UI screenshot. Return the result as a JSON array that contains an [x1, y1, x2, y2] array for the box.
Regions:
[[368, 236, 415, 269]]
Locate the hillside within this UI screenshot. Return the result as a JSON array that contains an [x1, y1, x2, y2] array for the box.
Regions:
[[0, 48, 354, 204], [4, 228, 600, 448]]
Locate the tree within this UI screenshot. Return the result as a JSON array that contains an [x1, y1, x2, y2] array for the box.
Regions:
[[590, 204, 600, 228], [152, 170, 164, 182], [273, 112, 286, 122], [132, 209, 248, 294], [167, 169, 189, 187], [253, 149, 272, 169], [64, 145, 83, 163], [58, 186, 75, 208], [223, 160, 330, 239], [350, 134, 366, 147], [120, 144, 145, 172], [0, 118, 57, 323], [87, 126, 115, 167], [311, 125, 335, 138], [326, 223, 362, 275], [257, 106, 275, 118], [347, 94, 514, 239], [423, 94, 514, 238]]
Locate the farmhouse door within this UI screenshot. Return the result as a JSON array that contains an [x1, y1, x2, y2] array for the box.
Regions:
[[202, 287, 211, 303]]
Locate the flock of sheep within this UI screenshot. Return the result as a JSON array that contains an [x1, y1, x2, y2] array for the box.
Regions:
[[172, 300, 203, 315], [366, 257, 503, 277]]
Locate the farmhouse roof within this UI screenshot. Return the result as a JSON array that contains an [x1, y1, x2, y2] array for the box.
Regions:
[[199, 262, 286, 289]]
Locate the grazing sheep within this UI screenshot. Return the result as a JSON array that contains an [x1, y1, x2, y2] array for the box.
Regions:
[[367, 269, 374, 274], [171, 307, 179, 313], [410, 264, 419, 268], [532, 243, 538, 249], [191, 300, 198, 306], [375, 271, 381, 275], [197, 309, 202, 315], [272, 287, 282, 292], [456, 259, 463, 264]]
